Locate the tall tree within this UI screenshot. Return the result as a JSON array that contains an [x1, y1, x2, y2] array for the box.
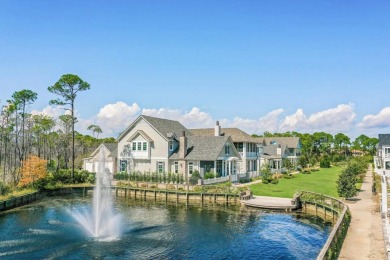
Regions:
[[48, 74, 90, 182], [334, 133, 351, 158], [87, 124, 103, 139], [12, 90, 38, 162]]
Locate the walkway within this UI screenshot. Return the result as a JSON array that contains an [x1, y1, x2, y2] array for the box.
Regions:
[[241, 195, 298, 211], [339, 167, 386, 259]]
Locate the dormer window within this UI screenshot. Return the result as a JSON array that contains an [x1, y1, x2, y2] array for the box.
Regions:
[[225, 145, 230, 155], [132, 141, 147, 151], [169, 140, 174, 151]]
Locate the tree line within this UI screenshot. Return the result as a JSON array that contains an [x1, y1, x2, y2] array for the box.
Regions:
[[0, 74, 114, 187], [0, 73, 380, 189], [253, 131, 378, 168]]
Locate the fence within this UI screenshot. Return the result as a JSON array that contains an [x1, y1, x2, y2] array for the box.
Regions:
[[299, 191, 351, 260]]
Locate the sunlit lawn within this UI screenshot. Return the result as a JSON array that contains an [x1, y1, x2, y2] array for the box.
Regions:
[[250, 167, 343, 198]]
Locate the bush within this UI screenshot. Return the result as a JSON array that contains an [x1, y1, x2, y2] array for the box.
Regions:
[[320, 159, 331, 168], [0, 182, 11, 196], [189, 170, 201, 185], [114, 172, 129, 180], [204, 172, 215, 179], [283, 174, 295, 179], [262, 179, 269, 184], [50, 169, 95, 184], [270, 179, 279, 184]]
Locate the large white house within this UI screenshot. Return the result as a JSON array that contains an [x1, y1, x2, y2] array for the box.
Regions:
[[190, 121, 259, 175], [114, 115, 241, 180], [255, 137, 302, 172], [376, 134, 390, 176], [83, 115, 302, 179]]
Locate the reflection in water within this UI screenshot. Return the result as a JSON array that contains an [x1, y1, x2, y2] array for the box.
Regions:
[[0, 195, 331, 259]]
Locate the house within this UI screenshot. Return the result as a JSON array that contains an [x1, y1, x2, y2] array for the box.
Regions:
[[254, 137, 301, 172], [114, 115, 241, 180], [190, 121, 259, 175], [83, 143, 117, 174], [376, 134, 390, 175]]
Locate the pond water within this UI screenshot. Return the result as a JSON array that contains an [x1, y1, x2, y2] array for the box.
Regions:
[[0, 195, 331, 259]]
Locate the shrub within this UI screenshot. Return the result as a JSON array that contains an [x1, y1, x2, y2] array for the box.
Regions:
[[262, 179, 269, 184], [204, 172, 215, 179], [189, 171, 201, 185], [283, 174, 295, 179], [0, 182, 11, 196], [320, 159, 331, 168], [270, 179, 279, 184]]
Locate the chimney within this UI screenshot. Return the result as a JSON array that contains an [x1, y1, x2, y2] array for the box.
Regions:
[[215, 121, 221, 136], [179, 131, 187, 158]]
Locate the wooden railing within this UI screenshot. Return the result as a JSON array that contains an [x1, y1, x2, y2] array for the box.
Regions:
[[299, 191, 351, 260]]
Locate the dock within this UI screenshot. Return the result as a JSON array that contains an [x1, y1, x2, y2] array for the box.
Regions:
[[241, 195, 299, 211]]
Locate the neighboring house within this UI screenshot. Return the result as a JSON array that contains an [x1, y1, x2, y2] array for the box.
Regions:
[[376, 134, 390, 175], [190, 121, 259, 175], [115, 115, 241, 180], [254, 137, 301, 172], [83, 143, 118, 174]]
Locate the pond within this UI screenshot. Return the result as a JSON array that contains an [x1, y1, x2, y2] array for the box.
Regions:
[[0, 195, 331, 259]]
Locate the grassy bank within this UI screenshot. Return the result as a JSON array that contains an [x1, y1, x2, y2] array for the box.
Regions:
[[250, 167, 342, 198], [0, 188, 37, 201]]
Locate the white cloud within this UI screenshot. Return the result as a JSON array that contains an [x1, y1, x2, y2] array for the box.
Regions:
[[279, 104, 356, 133], [31, 102, 387, 139], [220, 108, 285, 134], [31, 105, 70, 118], [95, 101, 141, 136], [358, 107, 390, 129], [143, 107, 214, 128]]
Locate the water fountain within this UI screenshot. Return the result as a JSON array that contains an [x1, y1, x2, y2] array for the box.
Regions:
[[70, 147, 123, 239]]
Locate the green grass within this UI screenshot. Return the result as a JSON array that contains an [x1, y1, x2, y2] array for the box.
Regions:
[[250, 167, 342, 198]]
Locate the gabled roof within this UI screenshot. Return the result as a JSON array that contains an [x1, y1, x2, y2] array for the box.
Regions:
[[190, 128, 257, 143], [117, 115, 191, 142], [127, 130, 153, 142], [379, 134, 390, 147], [255, 137, 300, 148], [90, 143, 117, 158], [169, 136, 241, 161], [262, 145, 281, 159]]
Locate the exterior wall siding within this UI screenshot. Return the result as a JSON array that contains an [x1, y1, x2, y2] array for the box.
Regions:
[[118, 119, 168, 162]]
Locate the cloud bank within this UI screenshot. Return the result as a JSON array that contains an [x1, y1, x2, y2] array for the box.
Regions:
[[32, 102, 388, 138]]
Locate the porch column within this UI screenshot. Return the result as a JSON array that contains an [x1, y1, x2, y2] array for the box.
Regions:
[[214, 160, 217, 178], [228, 161, 231, 176]]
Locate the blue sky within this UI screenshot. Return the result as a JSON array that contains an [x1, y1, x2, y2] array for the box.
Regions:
[[1, 1, 389, 138]]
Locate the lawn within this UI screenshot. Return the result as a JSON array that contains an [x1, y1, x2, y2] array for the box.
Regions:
[[250, 167, 342, 198]]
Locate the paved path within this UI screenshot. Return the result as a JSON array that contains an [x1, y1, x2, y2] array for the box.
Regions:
[[339, 167, 386, 259]]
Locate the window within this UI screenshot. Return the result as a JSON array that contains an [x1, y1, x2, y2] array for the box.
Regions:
[[234, 142, 243, 152], [120, 160, 127, 172], [216, 161, 222, 175], [225, 145, 230, 155], [137, 142, 142, 151], [132, 141, 148, 151], [188, 162, 194, 174], [385, 148, 390, 156], [386, 161, 390, 170], [132, 142, 136, 151], [143, 142, 147, 151], [157, 161, 164, 173], [169, 141, 174, 151], [174, 161, 179, 174]]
